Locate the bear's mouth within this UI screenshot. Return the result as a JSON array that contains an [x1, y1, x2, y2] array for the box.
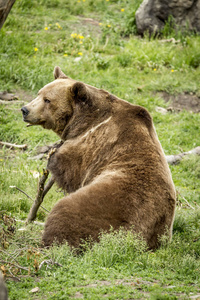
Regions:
[[22, 117, 32, 126], [22, 118, 33, 126], [23, 118, 37, 127], [23, 117, 45, 127]]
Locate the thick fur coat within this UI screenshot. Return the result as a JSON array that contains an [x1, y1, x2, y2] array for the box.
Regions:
[[21, 66, 176, 249]]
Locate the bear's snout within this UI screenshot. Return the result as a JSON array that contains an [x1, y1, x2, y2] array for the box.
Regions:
[[21, 106, 29, 117]]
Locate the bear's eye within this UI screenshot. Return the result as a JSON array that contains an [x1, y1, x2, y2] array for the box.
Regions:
[[44, 98, 50, 103]]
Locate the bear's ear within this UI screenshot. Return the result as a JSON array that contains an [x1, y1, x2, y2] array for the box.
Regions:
[[54, 66, 68, 79], [71, 82, 90, 104]]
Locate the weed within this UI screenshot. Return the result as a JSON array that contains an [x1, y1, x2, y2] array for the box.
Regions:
[[161, 15, 176, 38], [83, 228, 147, 268]]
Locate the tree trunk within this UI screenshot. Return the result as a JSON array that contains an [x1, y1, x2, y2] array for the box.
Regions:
[[0, 0, 16, 30]]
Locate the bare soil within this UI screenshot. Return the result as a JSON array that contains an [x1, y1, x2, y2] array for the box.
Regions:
[[159, 91, 200, 113], [15, 89, 35, 102], [0, 89, 34, 102]]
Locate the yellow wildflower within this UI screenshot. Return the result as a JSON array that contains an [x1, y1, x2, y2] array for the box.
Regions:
[[78, 35, 84, 39], [153, 68, 157, 71], [63, 54, 68, 57], [107, 24, 111, 27], [56, 22, 62, 29], [71, 33, 77, 38], [121, 8, 125, 12], [34, 47, 38, 52], [80, 41, 83, 44], [78, 52, 83, 56], [171, 69, 174, 72], [44, 27, 48, 30]]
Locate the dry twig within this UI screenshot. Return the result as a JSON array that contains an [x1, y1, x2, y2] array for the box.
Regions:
[[177, 191, 195, 210], [39, 259, 62, 270], [10, 186, 49, 213], [0, 260, 29, 272], [26, 170, 54, 223], [0, 141, 27, 150]]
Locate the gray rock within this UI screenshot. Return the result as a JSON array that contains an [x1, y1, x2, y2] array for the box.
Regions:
[[135, 0, 200, 35]]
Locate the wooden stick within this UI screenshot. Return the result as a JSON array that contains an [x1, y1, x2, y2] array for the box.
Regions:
[[0, 141, 27, 150], [10, 186, 49, 213], [42, 176, 55, 198], [26, 170, 54, 223]]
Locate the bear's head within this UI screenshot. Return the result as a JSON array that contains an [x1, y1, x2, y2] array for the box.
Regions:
[[21, 67, 111, 139]]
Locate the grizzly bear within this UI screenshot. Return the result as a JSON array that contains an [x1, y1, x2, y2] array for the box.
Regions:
[[21, 66, 176, 249]]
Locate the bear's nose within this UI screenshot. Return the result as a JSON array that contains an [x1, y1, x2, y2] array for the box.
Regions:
[[21, 106, 29, 117]]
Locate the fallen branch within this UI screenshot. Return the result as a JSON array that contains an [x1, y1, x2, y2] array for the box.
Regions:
[[0, 141, 27, 150], [39, 259, 62, 270], [160, 38, 180, 44], [26, 170, 54, 223], [166, 146, 200, 165], [0, 100, 25, 105], [0, 260, 29, 272], [16, 219, 44, 226], [0, 92, 17, 101]]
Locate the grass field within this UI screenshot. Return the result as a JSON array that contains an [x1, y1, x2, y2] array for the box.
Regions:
[[0, 0, 200, 299]]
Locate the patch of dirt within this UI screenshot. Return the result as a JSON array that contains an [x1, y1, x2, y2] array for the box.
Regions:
[[0, 89, 34, 103], [75, 278, 160, 291], [77, 16, 102, 36], [14, 89, 35, 102], [79, 17, 100, 27], [72, 278, 188, 299], [159, 92, 200, 113]]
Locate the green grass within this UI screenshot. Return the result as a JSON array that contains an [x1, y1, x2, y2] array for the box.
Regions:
[[0, 0, 200, 299]]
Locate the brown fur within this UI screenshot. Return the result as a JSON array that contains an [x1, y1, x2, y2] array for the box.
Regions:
[[21, 66, 176, 249]]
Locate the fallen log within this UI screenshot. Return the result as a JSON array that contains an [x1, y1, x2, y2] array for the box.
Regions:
[[166, 146, 200, 165], [0, 91, 18, 100], [0, 100, 25, 105]]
